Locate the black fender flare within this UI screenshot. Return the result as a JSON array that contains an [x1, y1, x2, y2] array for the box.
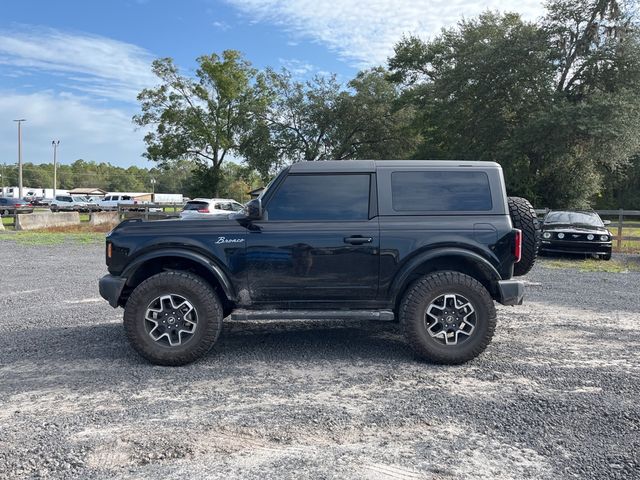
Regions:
[[121, 248, 236, 302], [389, 247, 502, 304]]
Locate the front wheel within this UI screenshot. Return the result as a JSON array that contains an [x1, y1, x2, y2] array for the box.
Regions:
[[123, 271, 223, 366], [399, 272, 497, 364]]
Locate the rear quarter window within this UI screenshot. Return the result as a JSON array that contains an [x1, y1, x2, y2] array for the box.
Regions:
[[391, 171, 492, 212]]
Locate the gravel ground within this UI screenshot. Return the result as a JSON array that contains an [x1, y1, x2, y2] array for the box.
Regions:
[[0, 240, 638, 479]]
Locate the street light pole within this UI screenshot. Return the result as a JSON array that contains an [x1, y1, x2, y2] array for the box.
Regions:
[[52, 140, 60, 198], [150, 178, 156, 195], [13, 119, 26, 199]]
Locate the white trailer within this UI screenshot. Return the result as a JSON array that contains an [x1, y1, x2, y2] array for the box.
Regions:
[[153, 193, 184, 203]]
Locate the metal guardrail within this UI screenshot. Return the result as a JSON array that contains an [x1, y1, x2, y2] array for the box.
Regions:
[[536, 209, 640, 251], [116, 202, 185, 221]]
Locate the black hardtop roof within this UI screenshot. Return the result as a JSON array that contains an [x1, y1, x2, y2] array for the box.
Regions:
[[288, 159, 501, 173]]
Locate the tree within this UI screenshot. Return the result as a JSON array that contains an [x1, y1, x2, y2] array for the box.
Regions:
[[134, 51, 268, 196], [241, 68, 418, 173], [388, 4, 640, 207], [389, 12, 556, 201]]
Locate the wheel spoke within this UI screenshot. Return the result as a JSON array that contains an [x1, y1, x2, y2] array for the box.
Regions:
[[424, 293, 477, 346], [144, 294, 198, 347]]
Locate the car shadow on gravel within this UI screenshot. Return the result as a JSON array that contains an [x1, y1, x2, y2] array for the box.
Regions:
[[0, 320, 416, 369]]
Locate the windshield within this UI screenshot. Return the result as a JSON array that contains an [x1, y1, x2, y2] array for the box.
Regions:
[[544, 211, 603, 227]]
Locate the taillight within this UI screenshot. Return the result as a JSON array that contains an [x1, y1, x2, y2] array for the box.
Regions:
[[514, 229, 522, 263], [107, 242, 112, 260], [198, 208, 210, 213]]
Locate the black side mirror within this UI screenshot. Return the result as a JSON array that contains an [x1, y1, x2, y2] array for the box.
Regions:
[[246, 198, 262, 220]]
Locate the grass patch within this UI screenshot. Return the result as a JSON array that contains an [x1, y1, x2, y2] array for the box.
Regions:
[[2, 216, 12, 226], [542, 257, 640, 273], [0, 223, 113, 245]]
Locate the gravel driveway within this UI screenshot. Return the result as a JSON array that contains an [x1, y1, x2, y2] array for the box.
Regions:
[[0, 240, 638, 479]]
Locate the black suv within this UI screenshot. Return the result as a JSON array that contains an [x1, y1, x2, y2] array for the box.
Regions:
[[99, 161, 539, 366]]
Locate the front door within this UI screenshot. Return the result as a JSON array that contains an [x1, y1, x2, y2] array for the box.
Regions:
[[245, 173, 379, 303]]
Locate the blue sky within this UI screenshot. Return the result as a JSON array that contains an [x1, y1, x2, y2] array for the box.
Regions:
[[0, 0, 545, 169]]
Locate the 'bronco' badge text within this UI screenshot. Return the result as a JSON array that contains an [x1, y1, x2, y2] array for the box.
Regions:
[[216, 236, 245, 244]]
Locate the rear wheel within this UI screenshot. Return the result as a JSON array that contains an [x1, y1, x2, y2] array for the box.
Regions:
[[508, 196, 540, 276], [399, 271, 496, 364], [124, 271, 223, 366]]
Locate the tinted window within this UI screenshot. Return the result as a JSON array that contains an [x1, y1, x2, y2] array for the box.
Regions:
[[267, 174, 370, 221], [391, 171, 492, 211], [183, 201, 208, 211], [0, 199, 6, 205]]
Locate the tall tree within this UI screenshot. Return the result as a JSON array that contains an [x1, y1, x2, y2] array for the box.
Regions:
[[242, 68, 418, 173], [134, 51, 268, 195], [388, 4, 640, 208]]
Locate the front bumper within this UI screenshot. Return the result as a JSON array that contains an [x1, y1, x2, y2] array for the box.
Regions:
[[496, 280, 524, 306], [99, 274, 127, 308], [540, 240, 612, 255]]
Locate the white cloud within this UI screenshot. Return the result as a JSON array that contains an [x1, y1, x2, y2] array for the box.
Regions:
[[212, 20, 232, 31], [278, 58, 316, 77], [0, 26, 156, 102], [227, 0, 546, 68], [0, 91, 147, 168]]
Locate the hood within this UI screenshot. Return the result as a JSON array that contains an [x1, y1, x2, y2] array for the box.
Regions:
[[542, 224, 610, 235]]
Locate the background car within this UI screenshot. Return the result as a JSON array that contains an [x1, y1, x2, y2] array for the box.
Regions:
[[540, 210, 613, 260], [97, 194, 138, 211], [0, 197, 34, 215], [180, 198, 244, 219], [50, 195, 90, 212]]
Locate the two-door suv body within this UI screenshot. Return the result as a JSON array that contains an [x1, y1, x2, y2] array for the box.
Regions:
[[100, 160, 538, 365]]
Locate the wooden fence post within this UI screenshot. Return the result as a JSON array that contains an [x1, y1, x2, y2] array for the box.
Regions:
[[617, 209, 624, 251]]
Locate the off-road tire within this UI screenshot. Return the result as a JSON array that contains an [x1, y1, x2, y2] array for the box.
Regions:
[[508, 196, 540, 276], [124, 271, 223, 366], [399, 271, 496, 364]]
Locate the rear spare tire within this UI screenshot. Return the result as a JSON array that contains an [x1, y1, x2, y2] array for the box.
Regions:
[[508, 196, 540, 276]]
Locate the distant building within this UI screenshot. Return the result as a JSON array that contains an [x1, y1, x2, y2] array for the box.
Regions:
[[67, 187, 108, 197]]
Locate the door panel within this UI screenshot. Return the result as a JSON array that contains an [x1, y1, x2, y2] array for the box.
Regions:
[[245, 172, 379, 303], [246, 219, 379, 301]]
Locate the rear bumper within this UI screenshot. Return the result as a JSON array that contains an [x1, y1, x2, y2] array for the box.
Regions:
[[99, 274, 127, 308], [496, 280, 524, 306]]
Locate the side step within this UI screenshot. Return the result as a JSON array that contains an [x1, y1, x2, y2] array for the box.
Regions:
[[230, 309, 395, 322]]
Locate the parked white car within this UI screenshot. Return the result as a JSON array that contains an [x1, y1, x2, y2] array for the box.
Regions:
[[50, 195, 91, 212], [98, 194, 138, 211], [180, 198, 244, 219]]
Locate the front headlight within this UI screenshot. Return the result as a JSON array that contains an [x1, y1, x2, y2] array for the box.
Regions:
[[557, 233, 565, 239], [587, 234, 594, 240], [600, 235, 609, 241], [543, 232, 551, 239]]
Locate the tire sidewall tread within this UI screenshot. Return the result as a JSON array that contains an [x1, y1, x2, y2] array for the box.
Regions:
[[399, 271, 496, 364], [123, 271, 223, 366]]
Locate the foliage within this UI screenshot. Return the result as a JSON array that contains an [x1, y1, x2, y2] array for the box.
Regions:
[[133, 51, 269, 195], [388, 1, 640, 208], [241, 67, 419, 174]]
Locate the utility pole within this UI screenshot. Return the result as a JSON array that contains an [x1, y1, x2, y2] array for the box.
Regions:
[[13, 119, 26, 199], [150, 178, 156, 194], [52, 140, 60, 198]]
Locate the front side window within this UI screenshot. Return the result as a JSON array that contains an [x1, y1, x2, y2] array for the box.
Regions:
[[391, 171, 492, 212], [267, 174, 370, 221]]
